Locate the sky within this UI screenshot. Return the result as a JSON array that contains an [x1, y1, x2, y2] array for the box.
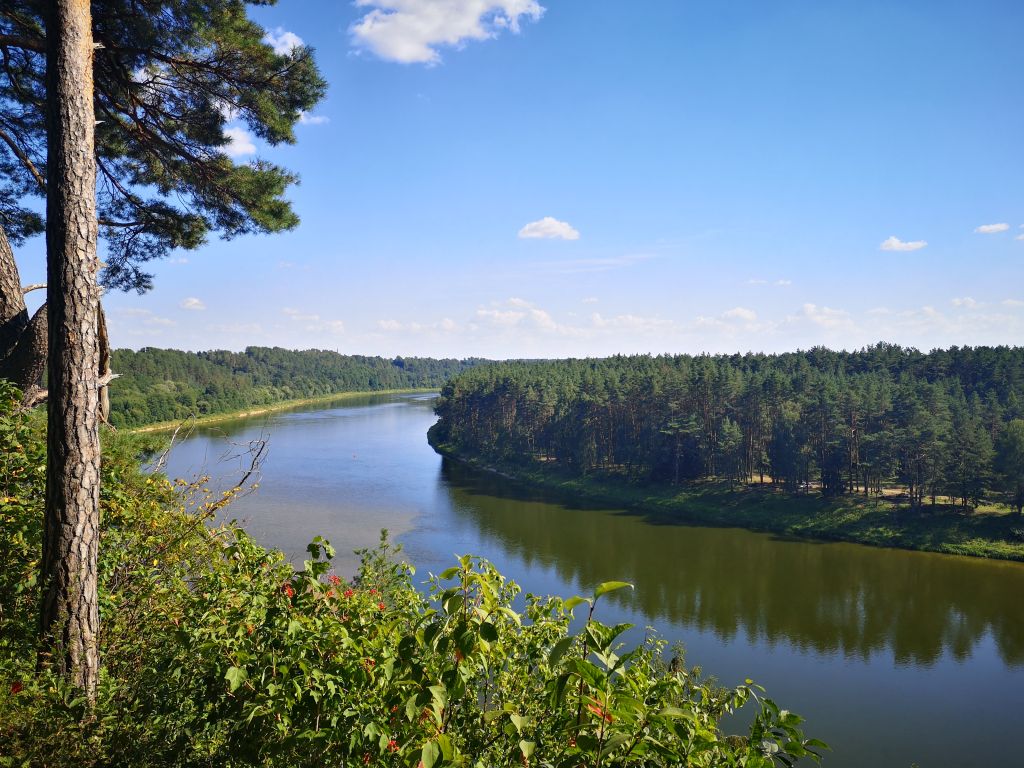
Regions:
[[18, 0, 1024, 358]]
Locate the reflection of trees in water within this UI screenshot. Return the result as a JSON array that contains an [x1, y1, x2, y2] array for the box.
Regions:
[[441, 460, 1024, 668]]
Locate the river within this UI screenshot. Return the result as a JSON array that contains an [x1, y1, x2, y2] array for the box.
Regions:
[[159, 392, 1024, 768]]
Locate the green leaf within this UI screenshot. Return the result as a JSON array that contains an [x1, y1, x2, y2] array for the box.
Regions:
[[224, 666, 248, 692], [479, 622, 499, 642], [436, 733, 454, 761], [443, 593, 464, 615], [564, 595, 589, 611], [594, 581, 633, 599], [421, 740, 441, 768], [519, 740, 536, 759], [428, 685, 448, 711], [657, 705, 694, 720], [405, 693, 420, 722], [604, 732, 629, 752], [548, 637, 574, 667]]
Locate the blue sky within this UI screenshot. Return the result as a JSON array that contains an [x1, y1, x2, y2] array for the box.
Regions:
[[21, 0, 1024, 357]]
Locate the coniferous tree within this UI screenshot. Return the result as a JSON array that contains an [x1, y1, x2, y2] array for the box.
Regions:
[[432, 347, 1024, 514], [995, 420, 1024, 515], [1, 0, 326, 395], [1, 0, 325, 696]]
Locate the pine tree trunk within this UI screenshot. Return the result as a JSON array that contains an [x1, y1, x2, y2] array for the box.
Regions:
[[39, 0, 101, 701]]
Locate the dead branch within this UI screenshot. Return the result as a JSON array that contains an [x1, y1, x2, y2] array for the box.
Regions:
[[149, 415, 197, 474]]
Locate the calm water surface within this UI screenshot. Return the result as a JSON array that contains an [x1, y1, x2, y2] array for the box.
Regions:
[[160, 393, 1024, 768]]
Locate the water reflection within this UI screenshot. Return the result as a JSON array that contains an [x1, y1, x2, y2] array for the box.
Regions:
[[440, 459, 1024, 668]]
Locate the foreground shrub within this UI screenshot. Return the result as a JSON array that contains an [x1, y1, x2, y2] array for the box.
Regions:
[[0, 383, 824, 766]]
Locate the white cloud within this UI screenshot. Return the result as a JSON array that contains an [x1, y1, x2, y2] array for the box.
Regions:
[[795, 303, 854, 330], [477, 299, 559, 331], [1016, 234, 1024, 241], [518, 216, 580, 241], [869, 304, 1024, 345], [357, 294, 1024, 358], [476, 307, 526, 326], [747, 278, 791, 286], [209, 322, 264, 336], [377, 317, 459, 333], [167, 257, 189, 265], [223, 127, 256, 157], [541, 254, 652, 274], [589, 312, 674, 333], [775, 279, 792, 286], [508, 299, 676, 338], [975, 223, 1009, 234], [264, 27, 304, 56], [180, 297, 206, 311], [116, 308, 176, 327], [350, 0, 544, 65], [951, 297, 980, 309], [282, 307, 344, 335], [298, 111, 329, 125], [723, 307, 758, 322], [880, 235, 927, 252], [215, 99, 240, 122], [582, 297, 599, 304]]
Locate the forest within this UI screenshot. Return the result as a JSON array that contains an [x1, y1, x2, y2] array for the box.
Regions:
[[108, 347, 488, 427], [432, 344, 1024, 512]]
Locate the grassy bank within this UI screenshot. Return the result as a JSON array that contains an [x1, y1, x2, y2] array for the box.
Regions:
[[429, 437, 1024, 563], [130, 388, 435, 433]]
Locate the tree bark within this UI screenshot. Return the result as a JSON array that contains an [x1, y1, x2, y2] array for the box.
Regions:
[[5, 303, 48, 395], [0, 226, 29, 363], [98, 302, 110, 423], [39, 0, 101, 701], [0, 225, 46, 400]]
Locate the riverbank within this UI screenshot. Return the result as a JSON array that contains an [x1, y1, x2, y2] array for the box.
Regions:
[[129, 388, 436, 433], [428, 435, 1024, 563]]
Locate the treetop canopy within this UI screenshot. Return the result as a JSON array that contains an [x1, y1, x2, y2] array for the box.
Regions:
[[0, 0, 326, 291]]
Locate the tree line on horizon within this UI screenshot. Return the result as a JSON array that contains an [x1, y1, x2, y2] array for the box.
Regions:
[[432, 343, 1024, 512], [109, 346, 488, 427]]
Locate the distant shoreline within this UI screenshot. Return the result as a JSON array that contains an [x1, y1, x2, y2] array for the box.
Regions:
[[128, 388, 437, 433], [428, 433, 1024, 564]]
